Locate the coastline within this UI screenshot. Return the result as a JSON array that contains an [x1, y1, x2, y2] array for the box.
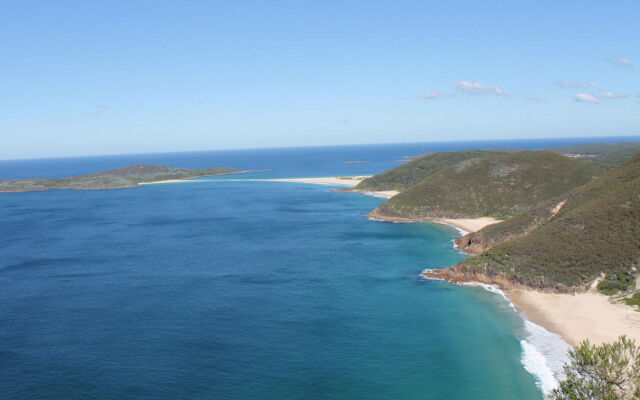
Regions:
[[508, 289, 640, 346], [242, 176, 401, 199], [137, 170, 252, 186], [424, 268, 640, 347], [368, 207, 499, 233]]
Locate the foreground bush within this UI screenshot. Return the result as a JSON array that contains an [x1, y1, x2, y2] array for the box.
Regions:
[[552, 336, 640, 400]]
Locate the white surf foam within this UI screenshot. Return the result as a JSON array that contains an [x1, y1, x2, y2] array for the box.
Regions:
[[520, 320, 570, 395], [459, 281, 516, 311], [456, 281, 570, 395], [359, 191, 395, 199], [420, 269, 445, 280]]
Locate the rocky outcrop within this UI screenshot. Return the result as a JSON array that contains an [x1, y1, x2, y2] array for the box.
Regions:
[[423, 264, 584, 294]]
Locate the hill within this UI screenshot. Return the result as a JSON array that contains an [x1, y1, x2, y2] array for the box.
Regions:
[[0, 164, 241, 192], [369, 151, 599, 221], [355, 150, 496, 192], [546, 142, 640, 170], [437, 154, 640, 291]]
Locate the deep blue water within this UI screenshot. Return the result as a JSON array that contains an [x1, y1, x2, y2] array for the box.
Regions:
[[1, 137, 638, 399]]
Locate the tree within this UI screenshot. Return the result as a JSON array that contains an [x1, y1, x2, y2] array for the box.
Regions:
[[551, 336, 640, 400]]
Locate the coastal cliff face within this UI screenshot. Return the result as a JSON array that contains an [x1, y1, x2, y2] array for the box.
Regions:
[[454, 233, 488, 254], [423, 264, 583, 293]]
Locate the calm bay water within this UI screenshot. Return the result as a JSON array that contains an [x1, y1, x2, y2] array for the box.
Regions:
[[2, 137, 638, 399]]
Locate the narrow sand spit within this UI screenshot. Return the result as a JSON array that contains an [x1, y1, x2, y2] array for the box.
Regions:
[[138, 175, 400, 198], [261, 176, 400, 198], [509, 290, 640, 346], [263, 176, 369, 186], [138, 179, 192, 185]]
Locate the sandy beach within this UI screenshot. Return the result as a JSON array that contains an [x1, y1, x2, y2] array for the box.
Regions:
[[137, 175, 401, 198], [264, 176, 370, 186], [138, 179, 194, 185], [261, 176, 400, 198], [368, 208, 500, 233], [509, 290, 640, 346], [433, 217, 500, 233]]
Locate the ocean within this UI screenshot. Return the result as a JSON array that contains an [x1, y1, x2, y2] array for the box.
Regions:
[[1, 137, 636, 399]]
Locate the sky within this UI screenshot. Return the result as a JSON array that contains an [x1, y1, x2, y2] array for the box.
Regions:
[[1, 0, 639, 159]]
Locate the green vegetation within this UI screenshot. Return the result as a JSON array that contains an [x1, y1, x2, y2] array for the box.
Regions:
[[546, 142, 640, 170], [0, 164, 240, 192], [374, 151, 599, 220], [624, 293, 640, 308], [551, 336, 640, 400], [459, 154, 640, 290], [598, 274, 636, 295], [355, 150, 495, 192]]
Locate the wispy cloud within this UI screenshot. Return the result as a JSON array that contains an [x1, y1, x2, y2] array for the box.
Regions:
[[418, 91, 446, 100], [574, 93, 600, 103], [556, 81, 600, 89], [605, 57, 633, 67], [453, 81, 508, 96], [595, 91, 628, 100]]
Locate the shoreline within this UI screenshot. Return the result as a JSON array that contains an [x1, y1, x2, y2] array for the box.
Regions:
[[233, 176, 401, 198], [137, 170, 253, 185], [139, 175, 402, 198], [508, 289, 640, 346], [423, 268, 640, 347], [368, 208, 499, 233]]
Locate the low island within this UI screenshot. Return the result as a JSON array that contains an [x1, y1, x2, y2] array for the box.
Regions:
[[0, 164, 243, 193]]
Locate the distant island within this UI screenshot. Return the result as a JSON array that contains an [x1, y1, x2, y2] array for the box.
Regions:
[[0, 164, 243, 193]]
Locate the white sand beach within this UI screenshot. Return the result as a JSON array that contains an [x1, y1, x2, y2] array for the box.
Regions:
[[509, 290, 640, 346], [368, 210, 500, 233], [264, 176, 370, 186], [262, 176, 400, 198], [138, 179, 192, 185], [434, 217, 500, 233]]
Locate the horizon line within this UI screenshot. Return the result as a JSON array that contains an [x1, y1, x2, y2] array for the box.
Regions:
[[2, 134, 640, 162]]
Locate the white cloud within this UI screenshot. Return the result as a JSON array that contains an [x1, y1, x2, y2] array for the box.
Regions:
[[574, 93, 600, 103], [418, 91, 446, 100], [556, 81, 600, 89], [605, 57, 633, 67], [595, 91, 628, 99], [453, 81, 508, 96]]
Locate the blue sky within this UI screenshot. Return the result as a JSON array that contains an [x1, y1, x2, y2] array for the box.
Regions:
[[1, 0, 639, 159]]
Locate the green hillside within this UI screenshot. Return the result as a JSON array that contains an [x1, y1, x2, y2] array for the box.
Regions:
[[372, 151, 599, 220], [0, 164, 240, 192], [546, 142, 640, 170], [456, 154, 640, 291], [355, 150, 495, 192]]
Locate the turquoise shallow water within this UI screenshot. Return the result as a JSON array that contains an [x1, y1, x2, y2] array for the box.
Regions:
[[5, 139, 631, 399]]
